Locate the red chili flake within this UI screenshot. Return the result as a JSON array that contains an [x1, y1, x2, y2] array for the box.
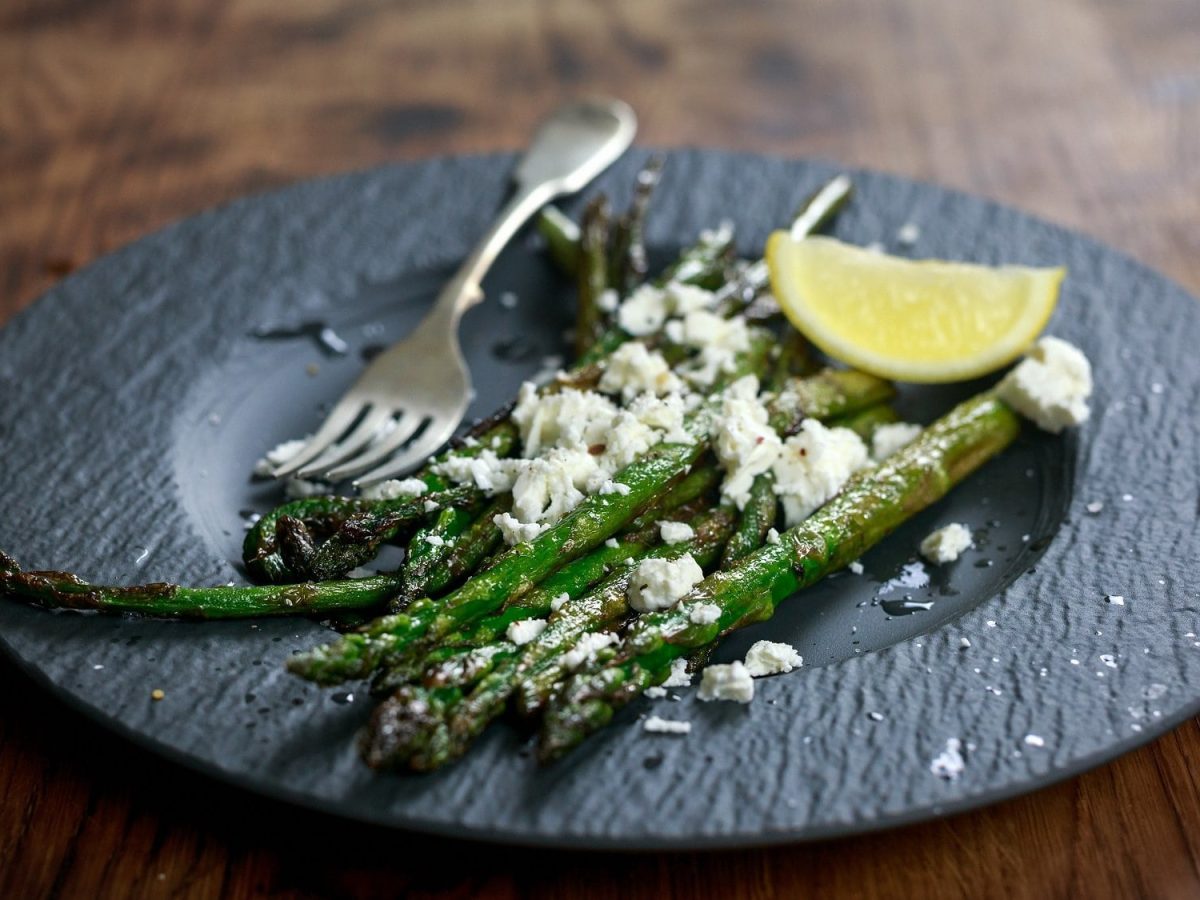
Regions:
[[589, 444, 607, 456]]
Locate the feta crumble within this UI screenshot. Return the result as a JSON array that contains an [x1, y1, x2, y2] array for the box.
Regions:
[[659, 521, 695, 545], [616, 284, 670, 336], [847, 560, 864, 575], [422, 534, 446, 548], [599, 479, 632, 496], [697, 661, 755, 703], [550, 592, 570, 612], [712, 376, 782, 507], [423, 499, 440, 513], [596, 288, 619, 313], [597, 342, 682, 401], [688, 602, 721, 625], [772, 420, 869, 526], [627, 553, 705, 613], [743, 640, 803, 677], [643, 716, 692, 735], [562, 631, 617, 671], [361, 477, 427, 500], [662, 657, 692, 687], [996, 337, 1093, 433], [284, 478, 333, 500], [506, 618, 548, 646], [930, 738, 965, 780], [493, 512, 549, 546], [920, 523, 973, 564], [675, 311, 752, 386], [871, 422, 922, 461], [605, 538, 620, 549], [645, 686, 667, 698], [252, 438, 308, 477], [765, 528, 781, 545]]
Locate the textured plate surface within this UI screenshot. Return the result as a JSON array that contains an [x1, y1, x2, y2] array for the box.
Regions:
[[1, 150, 1199, 849]]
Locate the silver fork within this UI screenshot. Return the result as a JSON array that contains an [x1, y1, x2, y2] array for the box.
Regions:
[[271, 98, 636, 486]]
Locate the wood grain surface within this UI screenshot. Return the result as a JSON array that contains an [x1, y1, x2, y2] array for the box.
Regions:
[[2, 0, 1199, 896]]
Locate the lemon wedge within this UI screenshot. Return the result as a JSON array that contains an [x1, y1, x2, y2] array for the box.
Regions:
[[766, 234, 1064, 382]]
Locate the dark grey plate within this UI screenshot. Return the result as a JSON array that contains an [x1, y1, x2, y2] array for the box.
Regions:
[[2, 150, 1198, 850]]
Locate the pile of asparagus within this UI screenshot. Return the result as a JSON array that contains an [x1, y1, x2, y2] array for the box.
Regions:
[[0, 166, 1025, 769]]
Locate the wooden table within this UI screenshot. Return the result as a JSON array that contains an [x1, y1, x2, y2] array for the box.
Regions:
[[3, 1, 1199, 896]]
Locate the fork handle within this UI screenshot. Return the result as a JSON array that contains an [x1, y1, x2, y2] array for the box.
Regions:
[[430, 182, 558, 325]]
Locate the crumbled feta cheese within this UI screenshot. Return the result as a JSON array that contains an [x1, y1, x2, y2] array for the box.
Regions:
[[697, 661, 755, 703], [422, 534, 446, 548], [643, 716, 692, 735], [509, 448, 594, 523], [597, 342, 683, 401], [493, 512, 549, 546], [562, 631, 617, 671], [665, 281, 718, 315], [423, 499, 440, 513], [659, 521, 695, 545], [930, 738, 965, 780], [645, 686, 667, 698], [896, 221, 921, 245], [252, 438, 308, 477], [599, 479, 632, 496], [675, 311, 751, 386], [765, 528, 781, 545], [506, 618, 548, 646], [512, 383, 620, 459], [847, 560, 864, 575], [627, 391, 693, 444], [616, 284, 670, 336], [1086, 500, 1104, 514], [959, 637, 972, 648], [361, 477, 428, 500], [1105, 594, 1125, 606], [435, 450, 518, 494], [920, 523, 973, 564], [688, 602, 721, 625], [743, 640, 803, 676], [345, 567, 375, 579], [997, 337, 1093, 433], [605, 538, 620, 549], [871, 422, 922, 461], [284, 478, 332, 500], [627, 553, 705, 613], [550, 592, 570, 613], [662, 657, 692, 687], [596, 288, 619, 313], [772, 420, 869, 526], [713, 375, 783, 507]]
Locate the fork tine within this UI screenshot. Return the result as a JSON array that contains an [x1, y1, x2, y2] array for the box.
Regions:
[[354, 421, 456, 487], [323, 412, 426, 481], [271, 398, 367, 478], [295, 405, 395, 478]]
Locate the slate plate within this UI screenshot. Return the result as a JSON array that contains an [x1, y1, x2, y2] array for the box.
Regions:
[[1, 150, 1198, 850]]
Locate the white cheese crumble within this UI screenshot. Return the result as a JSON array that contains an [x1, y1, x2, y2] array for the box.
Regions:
[[605, 538, 620, 549], [550, 593, 571, 613], [423, 499, 440, 513], [713, 375, 782, 508], [688, 602, 721, 625], [493, 512, 549, 546], [643, 716, 692, 735], [506, 618, 548, 646], [772, 420, 870, 526], [284, 478, 333, 500], [871, 422, 922, 461], [645, 686, 667, 698], [930, 738, 965, 780], [1105, 594, 1125, 606], [920, 523, 973, 564], [996, 337, 1093, 433], [361, 476, 428, 500], [561, 631, 617, 671], [675, 311, 752, 386], [597, 342, 682, 401], [422, 534, 446, 548], [596, 288, 619, 313], [743, 640, 803, 676], [765, 528, 781, 545], [896, 221, 921, 245], [697, 661, 755, 703], [659, 521, 695, 545], [662, 657, 692, 687], [627, 554, 705, 613], [847, 560, 864, 575], [252, 438, 308, 477], [599, 480, 632, 496], [616, 284, 671, 336]]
